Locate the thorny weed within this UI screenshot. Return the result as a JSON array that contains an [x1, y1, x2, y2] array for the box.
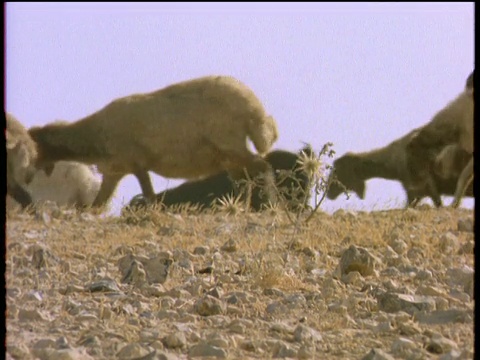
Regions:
[[213, 192, 246, 216], [276, 142, 349, 227]]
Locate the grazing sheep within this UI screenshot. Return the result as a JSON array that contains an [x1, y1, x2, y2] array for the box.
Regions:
[[326, 128, 473, 207], [405, 71, 474, 206], [6, 112, 38, 209], [7, 161, 102, 211], [28, 76, 279, 209], [126, 146, 313, 212]]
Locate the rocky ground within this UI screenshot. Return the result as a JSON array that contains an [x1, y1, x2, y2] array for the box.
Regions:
[[5, 204, 475, 360]]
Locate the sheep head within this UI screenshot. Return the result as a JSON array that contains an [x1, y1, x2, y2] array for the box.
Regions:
[[6, 140, 37, 185], [326, 153, 366, 200], [6, 114, 38, 185], [28, 124, 64, 176]]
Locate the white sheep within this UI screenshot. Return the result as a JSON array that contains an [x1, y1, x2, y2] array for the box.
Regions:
[[28, 75, 279, 210], [6, 112, 38, 209], [405, 70, 474, 207], [6, 161, 102, 211]]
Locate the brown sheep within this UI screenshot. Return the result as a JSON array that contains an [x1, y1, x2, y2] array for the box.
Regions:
[[326, 127, 473, 207], [28, 76, 279, 210], [405, 70, 474, 207], [5, 112, 38, 209]]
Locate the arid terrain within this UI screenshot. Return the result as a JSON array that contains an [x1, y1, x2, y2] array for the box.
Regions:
[[5, 203, 475, 359]]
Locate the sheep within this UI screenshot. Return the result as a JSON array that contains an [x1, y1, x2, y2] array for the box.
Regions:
[[5, 112, 38, 209], [28, 76, 279, 210], [326, 127, 473, 207], [126, 146, 314, 212], [405, 70, 474, 207], [6, 161, 102, 211]]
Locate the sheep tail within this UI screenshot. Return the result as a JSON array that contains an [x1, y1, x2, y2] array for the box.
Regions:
[[247, 115, 279, 155]]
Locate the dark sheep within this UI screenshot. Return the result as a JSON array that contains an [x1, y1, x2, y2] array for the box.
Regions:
[[126, 146, 313, 212]]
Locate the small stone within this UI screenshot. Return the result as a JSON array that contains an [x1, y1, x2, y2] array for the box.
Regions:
[[121, 260, 147, 286], [293, 324, 323, 344], [266, 301, 287, 315], [221, 238, 238, 252], [55, 336, 69, 349], [47, 349, 94, 360], [272, 340, 297, 358], [377, 292, 436, 315], [391, 337, 418, 357], [415, 269, 433, 281], [6, 344, 30, 359], [439, 232, 458, 253], [207, 287, 224, 299], [341, 270, 364, 286], [86, 278, 121, 293], [362, 348, 395, 360], [457, 217, 474, 232], [414, 309, 471, 324], [374, 321, 393, 334], [263, 288, 285, 297], [189, 342, 227, 358], [207, 334, 230, 349], [22, 290, 43, 302], [302, 247, 317, 257], [446, 266, 474, 289], [389, 238, 408, 255], [193, 246, 209, 255], [116, 343, 152, 359], [458, 240, 474, 254], [162, 332, 187, 349], [334, 245, 379, 278], [194, 295, 226, 316], [18, 308, 48, 322], [426, 334, 458, 354]]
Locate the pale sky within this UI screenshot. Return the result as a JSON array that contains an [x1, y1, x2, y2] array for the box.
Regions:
[[5, 2, 474, 214]]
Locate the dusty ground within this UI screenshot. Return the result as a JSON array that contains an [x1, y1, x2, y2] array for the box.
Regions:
[[5, 203, 475, 359]]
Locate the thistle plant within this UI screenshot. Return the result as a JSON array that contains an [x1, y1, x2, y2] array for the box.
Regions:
[[214, 193, 245, 216]]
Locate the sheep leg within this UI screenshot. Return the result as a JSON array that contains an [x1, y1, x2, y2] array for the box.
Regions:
[[8, 183, 33, 209], [133, 171, 156, 203], [405, 192, 420, 208], [451, 156, 473, 208], [92, 173, 123, 208], [421, 175, 443, 208]]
